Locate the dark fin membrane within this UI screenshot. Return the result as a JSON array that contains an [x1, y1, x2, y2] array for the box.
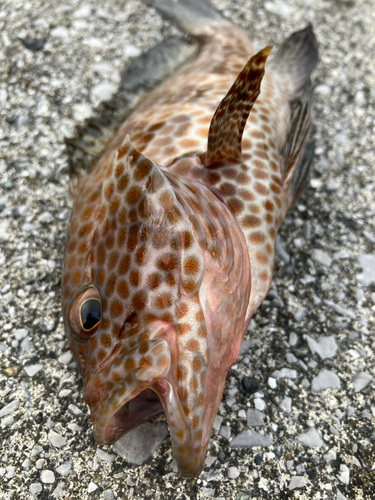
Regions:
[[282, 81, 315, 206], [269, 24, 318, 101], [202, 46, 272, 167], [142, 0, 226, 37], [66, 36, 198, 188]]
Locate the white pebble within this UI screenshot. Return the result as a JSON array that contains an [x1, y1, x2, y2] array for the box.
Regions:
[[228, 466, 240, 479], [312, 249, 332, 267], [0, 399, 19, 417], [352, 372, 372, 392], [5, 466, 16, 478], [48, 430, 67, 448], [339, 464, 350, 485], [58, 351, 72, 365], [36, 459, 45, 469], [306, 335, 338, 359], [24, 364, 43, 377], [254, 398, 266, 411], [88, 482, 98, 493], [279, 397, 292, 414], [296, 427, 324, 448], [312, 369, 341, 392], [40, 470, 55, 484], [30, 483, 43, 494], [268, 377, 277, 389], [272, 368, 298, 380], [68, 404, 83, 416], [324, 450, 337, 463], [289, 476, 306, 490], [96, 449, 116, 462], [91, 83, 116, 102], [123, 45, 141, 57]]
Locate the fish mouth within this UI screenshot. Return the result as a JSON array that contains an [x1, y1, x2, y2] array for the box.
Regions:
[[85, 337, 205, 476]]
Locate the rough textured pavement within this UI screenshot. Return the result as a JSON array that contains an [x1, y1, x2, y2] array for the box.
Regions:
[[0, 0, 374, 499]]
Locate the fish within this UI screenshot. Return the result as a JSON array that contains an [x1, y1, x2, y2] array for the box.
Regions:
[[61, 0, 318, 478]]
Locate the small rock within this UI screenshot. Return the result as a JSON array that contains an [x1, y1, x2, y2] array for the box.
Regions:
[[14, 328, 28, 340], [36, 459, 45, 469], [315, 84, 330, 95], [96, 449, 116, 463], [24, 364, 43, 377], [247, 409, 265, 427], [48, 430, 67, 448], [279, 397, 292, 414], [272, 368, 298, 380], [58, 351, 72, 365], [268, 377, 277, 389], [91, 83, 117, 102], [74, 4, 92, 17], [123, 45, 142, 57], [37, 212, 53, 223], [306, 335, 338, 359], [352, 372, 372, 392], [5, 466, 16, 478], [333, 250, 349, 260], [56, 462, 74, 477], [68, 404, 83, 416], [0, 399, 19, 417], [312, 369, 341, 392], [289, 476, 306, 490], [88, 482, 98, 493], [339, 464, 350, 485], [324, 450, 337, 463], [356, 254, 375, 286], [220, 425, 231, 439], [201, 487, 215, 498], [296, 427, 324, 448], [228, 466, 240, 479], [30, 483, 43, 494], [254, 398, 266, 411], [40, 470, 55, 484], [312, 249, 332, 267], [113, 421, 168, 465], [242, 377, 260, 395], [324, 300, 356, 319], [230, 430, 273, 448], [337, 490, 348, 500]]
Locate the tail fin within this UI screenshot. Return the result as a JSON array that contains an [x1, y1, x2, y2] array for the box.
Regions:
[[142, 0, 228, 37], [269, 24, 318, 102]]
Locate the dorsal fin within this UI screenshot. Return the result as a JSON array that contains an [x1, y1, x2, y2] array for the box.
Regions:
[[201, 46, 272, 167]]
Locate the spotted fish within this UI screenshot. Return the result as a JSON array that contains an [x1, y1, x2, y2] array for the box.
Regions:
[[61, 0, 318, 477]]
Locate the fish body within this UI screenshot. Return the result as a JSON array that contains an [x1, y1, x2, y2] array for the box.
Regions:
[[62, 0, 318, 477]]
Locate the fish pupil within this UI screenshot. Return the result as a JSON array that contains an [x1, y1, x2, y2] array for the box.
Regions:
[[81, 299, 101, 331]]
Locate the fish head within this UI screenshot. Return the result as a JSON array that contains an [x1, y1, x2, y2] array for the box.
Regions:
[[62, 136, 250, 476]]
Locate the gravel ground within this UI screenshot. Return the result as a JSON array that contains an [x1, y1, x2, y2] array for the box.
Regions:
[[1, 0, 375, 499]]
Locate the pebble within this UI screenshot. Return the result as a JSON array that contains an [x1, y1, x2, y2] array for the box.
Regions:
[[337, 490, 348, 500], [88, 482, 98, 493], [91, 83, 117, 102], [294, 306, 308, 322], [13, 328, 28, 340], [352, 372, 372, 392], [279, 397, 292, 414], [356, 254, 375, 286], [312, 249, 332, 267], [254, 398, 266, 411], [323, 450, 337, 463], [123, 45, 142, 57], [68, 404, 83, 416], [96, 449, 116, 463], [0, 399, 19, 417], [201, 487, 215, 498], [247, 409, 265, 427], [315, 84, 330, 95], [333, 249, 349, 260], [56, 462, 74, 476], [40, 470, 55, 484], [30, 483, 43, 494], [228, 466, 240, 479], [264, 1, 293, 16], [306, 335, 338, 359], [5, 466, 16, 478], [74, 4, 92, 18], [230, 430, 273, 448], [36, 459, 45, 469], [268, 377, 277, 389], [272, 368, 298, 380], [289, 332, 298, 346], [113, 421, 168, 465], [323, 300, 356, 319], [339, 464, 350, 485], [220, 425, 232, 439], [289, 476, 306, 489], [58, 351, 73, 365], [48, 430, 67, 448], [242, 377, 260, 395], [24, 364, 43, 377], [296, 427, 324, 448], [312, 369, 341, 392]]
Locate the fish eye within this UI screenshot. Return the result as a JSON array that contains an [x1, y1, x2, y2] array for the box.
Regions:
[[69, 286, 102, 341]]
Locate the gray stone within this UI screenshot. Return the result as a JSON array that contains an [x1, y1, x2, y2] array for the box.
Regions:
[[0, 399, 19, 417], [352, 372, 372, 392], [96, 449, 116, 462], [339, 464, 350, 485], [56, 462, 74, 476], [230, 430, 273, 448], [289, 476, 306, 489], [312, 369, 341, 392], [48, 430, 67, 448], [357, 254, 375, 286], [113, 421, 168, 465], [24, 364, 43, 377], [296, 428, 324, 448], [30, 483, 43, 495], [91, 82, 117, 102], [247, 409, 265, 427], [40, 470, 55, 483], [279, 397, 292, 414], [228, 466, 240, 479], [306, 335, 338, 359], [312, 249, 332, 267], [272, 368, 298, 380]]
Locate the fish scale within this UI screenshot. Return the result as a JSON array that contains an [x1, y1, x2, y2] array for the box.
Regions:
[[62, 0, 318, 478]]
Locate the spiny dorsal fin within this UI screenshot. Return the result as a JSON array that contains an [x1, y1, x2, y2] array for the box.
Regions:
[[202, 46, 272, 167]]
